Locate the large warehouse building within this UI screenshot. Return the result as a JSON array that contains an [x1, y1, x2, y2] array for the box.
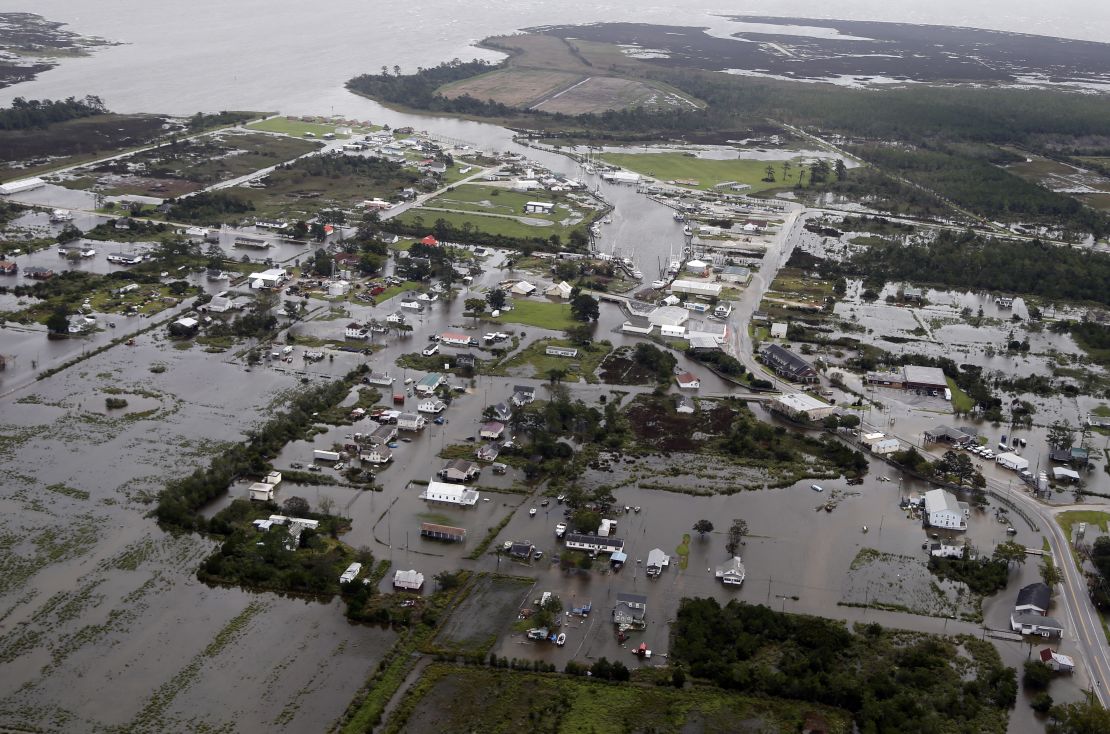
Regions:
[[901, 365, 948, 391]]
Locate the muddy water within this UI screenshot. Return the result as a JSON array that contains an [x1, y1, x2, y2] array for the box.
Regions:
[[0, 323, 397, 732]]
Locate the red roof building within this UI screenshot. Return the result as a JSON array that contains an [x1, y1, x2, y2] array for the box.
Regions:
[[420, 235, 438, 246]]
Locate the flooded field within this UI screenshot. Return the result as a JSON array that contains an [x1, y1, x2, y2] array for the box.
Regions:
[[0, 327, 397, 733]]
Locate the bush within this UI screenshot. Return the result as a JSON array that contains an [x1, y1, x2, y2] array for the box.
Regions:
[[1023, 660, 1053, 691], [105, 397, 129, 410]]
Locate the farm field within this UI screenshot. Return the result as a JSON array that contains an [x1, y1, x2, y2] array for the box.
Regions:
[[532, 75, 697, 115], [601, 152, 800, 193], [487, 302, 577, 332], [383, 664, 851, 734], [439, 68, 583, 108], [247, 117, 361, 138]]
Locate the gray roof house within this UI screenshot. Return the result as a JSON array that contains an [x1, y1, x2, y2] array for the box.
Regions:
[[1015, 582, 1051, 616], [1010, 613, 1063, 638], [613, 592, 647, 628]]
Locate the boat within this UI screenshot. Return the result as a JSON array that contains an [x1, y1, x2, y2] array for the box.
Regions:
[[683, 226, 692, 236], [673, 212, 685, 222], [529, 507, 537, 517], [50, 209, 73, 222], [603, 217, 612, 224], [632, 269, 643, 279], [651, 279, 665, 289], [555, 632, 566, 646], [810, 484, 824, 492]]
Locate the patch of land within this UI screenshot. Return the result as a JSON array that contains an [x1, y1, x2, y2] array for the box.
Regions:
[[384, 664, 851, 734], [440, 68, 582, 109], [487, 303, 576, 332], [428, 574, 533, 657], [0, 12, 114, 88], [601, 151, 803, 194], [59, 130, 322, 198], [841, 547, 981, 621], [487, 337, 609, 382], [0, 114, 171, 181]]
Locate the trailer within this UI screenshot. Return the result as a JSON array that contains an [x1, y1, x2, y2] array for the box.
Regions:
[[995, 452, 1029, 472], [314, 449, 341, 462]]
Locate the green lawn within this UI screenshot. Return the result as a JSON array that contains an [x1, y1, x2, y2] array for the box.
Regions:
[[247, 117, 354, 138], [601, 152, 803, 192], [1057, 510, 1110, 541], [374, 280, 426, 303], [946, 377, 975, 413], [487, 337, 610, 383], [491, 300, 575, 331]]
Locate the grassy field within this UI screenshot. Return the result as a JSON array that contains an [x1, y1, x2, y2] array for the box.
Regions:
[[430, 184, 573, 221], [601, 152, 801, 193], [394, 208, 565, 241], [946, 377, 975, 413], [488, 337, 610, 383], [439, 68, 583, 108], [383, 664, 851, 734], [489, 301, 575, 331], [1057, 510, 1110, 541], [247, 117, 353, 138]]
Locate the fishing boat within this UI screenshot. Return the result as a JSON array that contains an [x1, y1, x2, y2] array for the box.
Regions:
[[683, 225, 692, 236], [651, 279, 665, 289], [673, 212, 685, 222]]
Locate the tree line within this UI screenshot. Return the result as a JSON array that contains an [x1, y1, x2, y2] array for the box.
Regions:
[[0, 96, 106, 130], [671, 597, 1016, 733]]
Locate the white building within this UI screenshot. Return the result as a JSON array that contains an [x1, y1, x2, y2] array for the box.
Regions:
[[249, 268, 288, 290], [0, 177, 45, 195], [524, 201, 555, 214], [360, 444, 393, 464], [649, 306, 689, 329], [398, 412, 426, 431], [439, 332, 472, 347], [328, 280, 351, 297], [675, 372, 701, 390], [418, 399, 446, 414], [340, 562, 362, 583], [419, 479, 479, 506], [770, 393, 835, 422], [996, 452, 1029, 472], [646, 548, 670, 577], [545, 281, 573, 300], [716, 556, 747, 585], [249, 483, 275, 501], [393, 569, 425, 590], [668, 279, 722, 298], [923, 489, 969, 530], [510, 281, 536, 296], [345, 322, 368, 339], [770, 322, 788, 339]]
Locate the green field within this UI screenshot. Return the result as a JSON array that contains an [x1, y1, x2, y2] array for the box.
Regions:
[[247, 117, 356, 138], [393, 183, 597, 242], [384, 664, 850, 734], [1058, 510, 1110, 540], [601, 152, 805, 192], [946, 377, 975, 413], [488, 337, 610, 382], [489, 301, 575, 331]]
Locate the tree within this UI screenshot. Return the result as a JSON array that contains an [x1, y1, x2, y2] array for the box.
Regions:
[[282, 496, 310, 516], [435, 570, 463, 590], [570, 293, 599, 322], [992, 540, 1028, 568], [1047, 695, 1110, 733], [46, 306, 70, 335], [464, 297, 485, 317], [571, 508, 601, 534], [671, 667, 686, 688], [1040, 556, 1064, 586], [725, 518, 748, 556], [1022, 660, 1053, 690], [291, 220, 309, 240], [56, 223, 82, 243], [835, 158, 848, 182], [762, 165, 776, 183], [486, 287, 507, 311], [693, 519, 714, 536], [1047, 420, 1075, 450]]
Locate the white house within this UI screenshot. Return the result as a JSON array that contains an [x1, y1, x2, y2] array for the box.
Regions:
[[361, 443, 393, 464], [393, 569, 425, 590], [1039, 648, 1074, 672], [345, 322, 368, 339], [439, 332, 472, 347], [564, 532, 624, 554], [399, 300, 424, 312], [685, 259, 710, 277], [545, 281, 573, 300], [249, 268, 288, 290], [386, 311, 406, 324], [715, 556, 747, 585], [480, 421, 505, 440], [249, 482, 275, 502], [645, 548, 670, 577], [439, 459, 480, 482], [675, 372, 701, 390], [419, 479, 479, 506], [770, 322, 788, 339], [923, 489, 969, 530], [398, 412, 426, 431], [622, 314, 655, 335], [510, 281, 536, 296], [365, 372, 393, 387], [416, 373, 445, 396], [418, 399, 446, 414], [661, 324, 686, 338], [1010, 613, 1063, 638]]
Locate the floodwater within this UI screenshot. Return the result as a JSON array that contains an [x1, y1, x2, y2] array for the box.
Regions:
[[0, 3, 1106, 731]]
